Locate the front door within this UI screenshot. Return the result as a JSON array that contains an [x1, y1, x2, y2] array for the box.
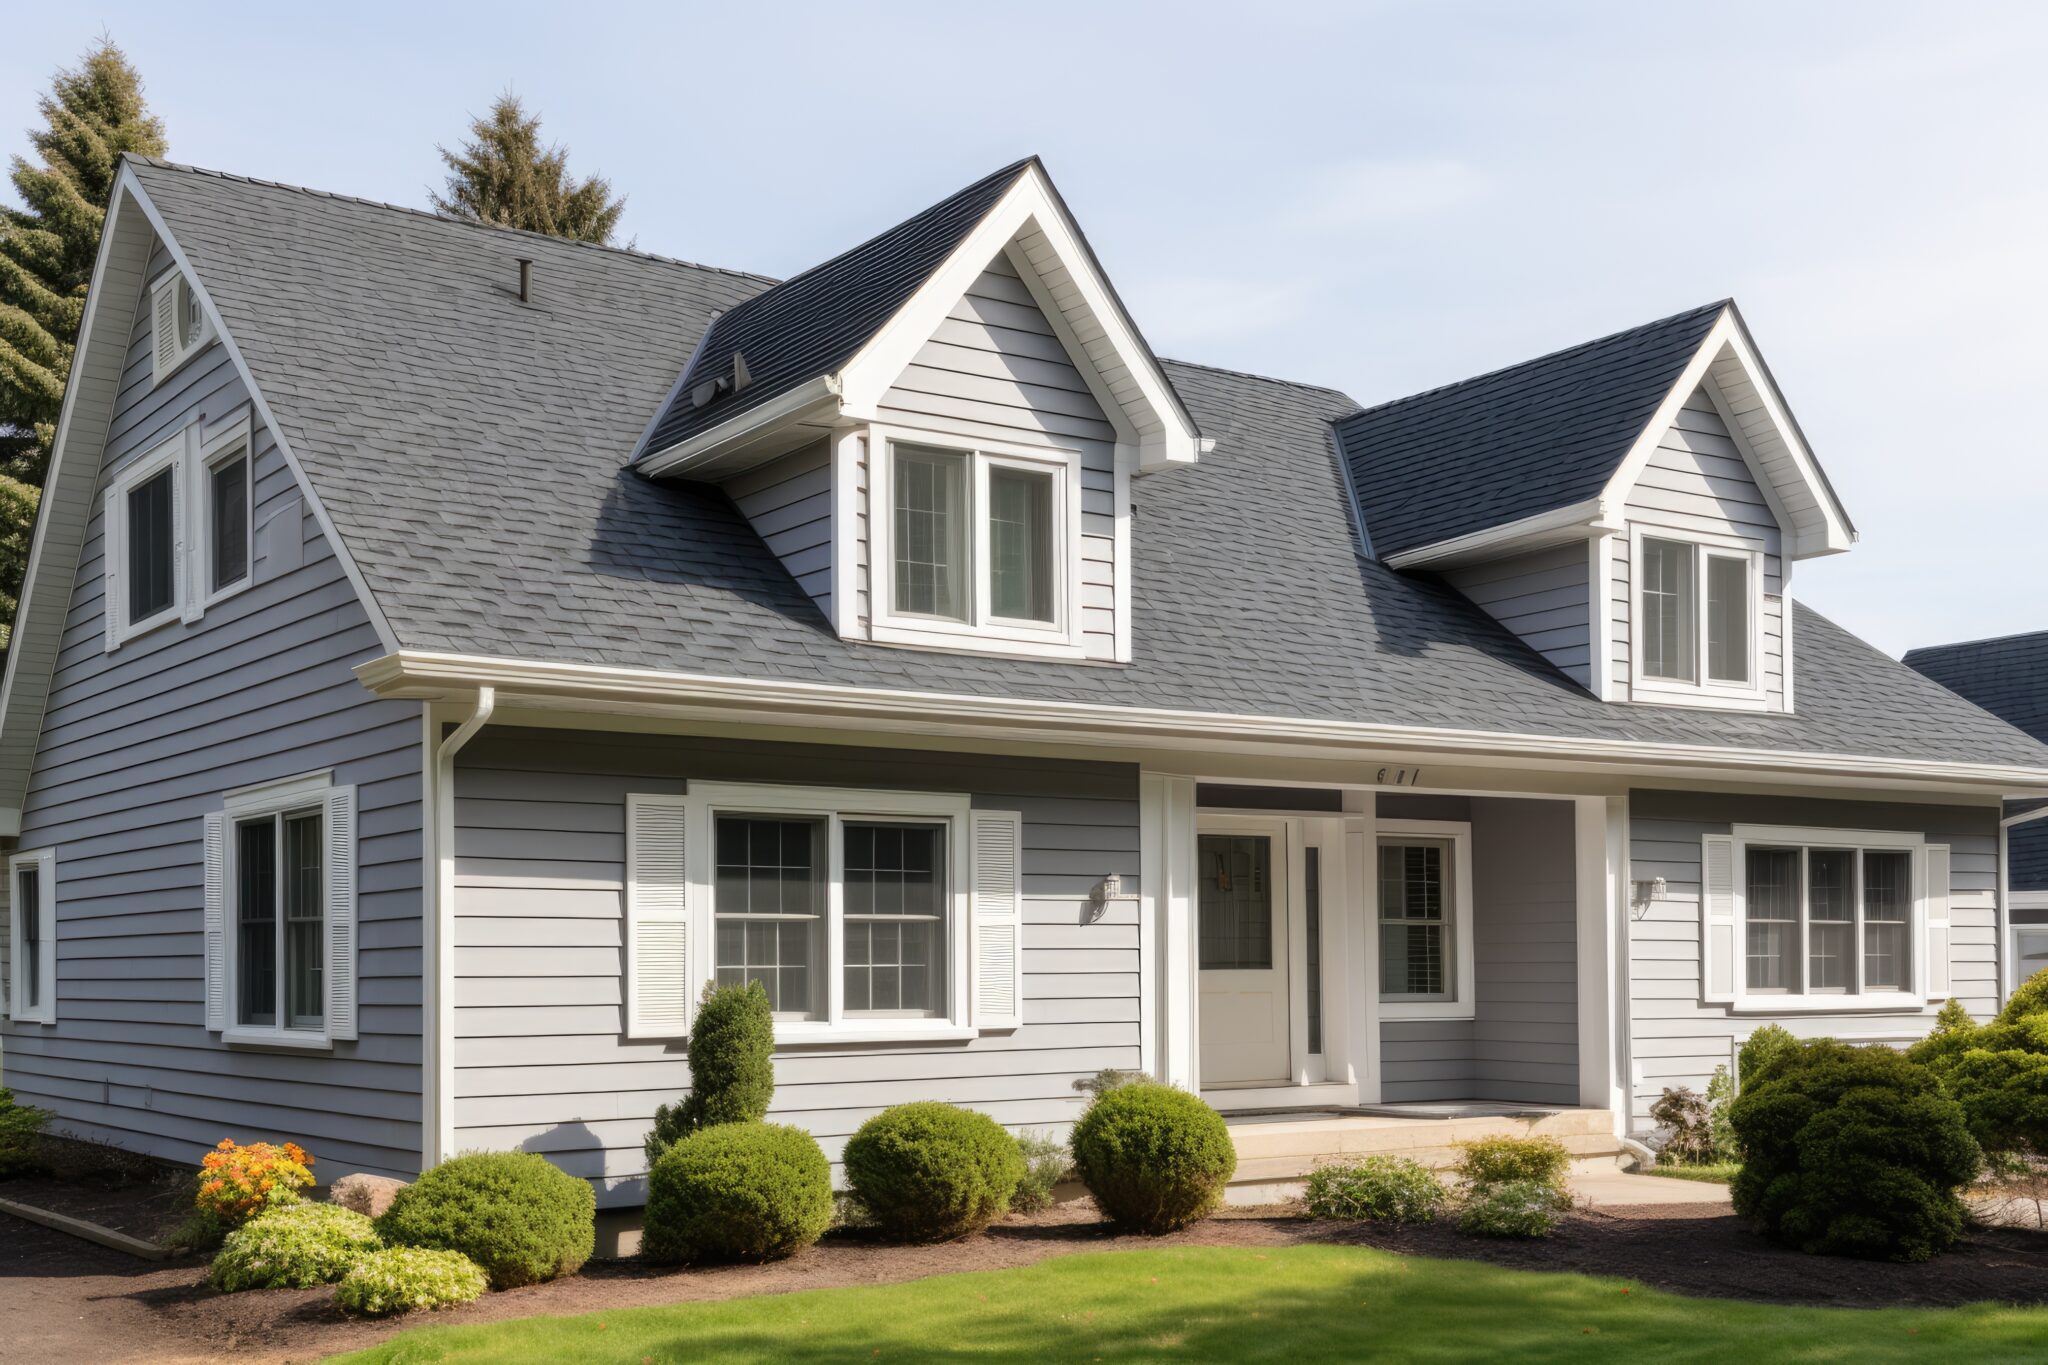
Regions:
[[1197, 824, 1291, 1085]]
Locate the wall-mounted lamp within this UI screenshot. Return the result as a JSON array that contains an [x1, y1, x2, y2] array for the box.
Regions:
[[1631, 876, 1667, 910], [1086, 871, 1140, 922]]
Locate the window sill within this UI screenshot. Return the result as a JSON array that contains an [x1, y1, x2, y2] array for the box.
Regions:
[[220, 1027, 334, 1051], [868, 619, 1086, 661], [1727, 995, 1927, 1014], [1378, 1002, 1474, 1022], [771, 1022, 978, 1047]]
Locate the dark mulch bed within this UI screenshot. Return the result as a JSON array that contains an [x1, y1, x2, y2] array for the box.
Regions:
[[1, 1137, 191, 1242]]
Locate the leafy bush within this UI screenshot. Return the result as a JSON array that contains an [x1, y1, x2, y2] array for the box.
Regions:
[[1303, 1156, 1446, 1223], [1705, 1064, 1739, 1162], [0, 1087, 51, 1178], [1650, 1086, 1716, 1166], [1453, 1135, 1570, 1198], [1998, 965, 2048, 1026], [336, 1247, 488, 1315], [844, 1103, 1024, 1241], [376, 1151, 594, 1289], [1011, 1131, 1070, 1214], [1739, 1023, 1799, 1090], [645, 981, 775, 1165], [641, 1121, 832, 1264], [207, 1203, 380, 1291], [1072, 1068, 1145, 1100], [195, 1139, 314, 1224], [1457, 1179, 1559, 1238], [1908, 1001, 2048, 1159], [1069, 1083, 1235, 1234], [1730, 1038, 1981, 1262]]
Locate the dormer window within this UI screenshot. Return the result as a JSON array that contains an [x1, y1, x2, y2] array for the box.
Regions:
[[871, 429, 1080, 657], [1632, 530, 1764, 704]]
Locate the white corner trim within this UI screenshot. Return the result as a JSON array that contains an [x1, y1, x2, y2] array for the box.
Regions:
[[1589, 533, 1614, 701]]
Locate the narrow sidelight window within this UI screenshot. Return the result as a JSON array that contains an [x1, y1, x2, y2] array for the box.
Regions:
[[1640, 537, 1696, 681], [1706, 554, 1751, 684], [127, 467, 176, 624], [892, 446, 968, 620], [1304, 845, 1323, 1054], [210, 453, 250, 593], [1379, 839, 1451, 999], [17, 866, 40, 1011], [987, 466, 1053, 622], [843, 822, 946, 1017], [713, 816, 825, 1017]]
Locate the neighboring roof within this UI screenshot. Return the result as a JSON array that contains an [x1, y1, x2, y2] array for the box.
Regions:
[[637, 158, 1034, 458], [1337, 301, 1728, 559], [1905, 630, 2048, 745], [51, 158, 2048, 777]]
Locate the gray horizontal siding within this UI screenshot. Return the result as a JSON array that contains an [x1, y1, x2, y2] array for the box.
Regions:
[[1625, 789, 2000, 1130], [450, 728, 1139, 1206], [725, 440, 832, 625], [1, 239, 423, 1179], [1443, 544, 1592, 689]]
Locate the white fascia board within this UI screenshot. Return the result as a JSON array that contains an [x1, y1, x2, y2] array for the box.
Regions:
[[836, 165, 1200, 472], [1382, 499, 1606, 571], [635, 376, 843, 479], [353, 649, 2048, 793]]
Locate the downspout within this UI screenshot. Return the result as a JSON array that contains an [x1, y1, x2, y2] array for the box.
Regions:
[[1999, 802, 2048, 1004], [422, 687, 494, 1170]]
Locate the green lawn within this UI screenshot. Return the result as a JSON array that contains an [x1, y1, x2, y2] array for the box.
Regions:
[[331, 1244, 2048, 1364], [1642, 1162, 1742, 1185]]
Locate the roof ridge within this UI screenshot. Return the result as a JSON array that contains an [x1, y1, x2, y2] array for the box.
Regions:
[[1161, 355, 1353, 401], [1347, 298, 1732, 419], [1902, 627, 2048, 661], [122, 153, 780, 284]]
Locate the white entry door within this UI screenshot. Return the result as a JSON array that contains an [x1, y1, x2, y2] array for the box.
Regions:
[[1197, 823, 1291, 1086]]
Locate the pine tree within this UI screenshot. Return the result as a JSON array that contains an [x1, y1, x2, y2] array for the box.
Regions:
[[430, 95, 625, 245], [0, 40, 167, 646]]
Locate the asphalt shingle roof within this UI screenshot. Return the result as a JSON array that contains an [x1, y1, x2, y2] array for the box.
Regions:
[[1905, 632, 2048, 885], [638, 158, 1033, 457], [122, 158, 2048, 773], [1337, 301, 1727, 559]]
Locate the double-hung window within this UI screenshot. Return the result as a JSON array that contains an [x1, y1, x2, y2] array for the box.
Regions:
[[873, 430, 1079, 656], [1728, 826, 1927, 1007], [103, 408, 257, 649], [1375, 820, 1474, 1019], [7, 848, 57, 1025], [199, 413, 253, 602], [1634, 531, 1764, 703]]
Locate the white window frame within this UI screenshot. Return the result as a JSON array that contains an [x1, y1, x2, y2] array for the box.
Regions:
[[1373, 819, 1476, 1021], [194, 409, 255, 610], [7, 847, 57, 1026], [687, 782, 976, 1044], [104, 430, 188, 648], [1629, 526, 1768, 708], [150, 267, 213, 387], [219, 771, 343, 1049], [867, 423, 1085, 659], [1730, 824, 1928, 1012]]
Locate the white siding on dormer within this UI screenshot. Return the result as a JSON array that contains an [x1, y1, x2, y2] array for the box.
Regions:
[[726, 439, 834, 625], [1443, 543, 1594, 689], [873, 255, 1120, 660], [1612, 387, 1788, 709]]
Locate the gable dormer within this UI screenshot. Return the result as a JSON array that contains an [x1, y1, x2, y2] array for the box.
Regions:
[[634, 158, 1202, 663], [1338, 301, 1854, 714]]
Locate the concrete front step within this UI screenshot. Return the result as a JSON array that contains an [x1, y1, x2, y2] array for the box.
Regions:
[[1226, 1108, 1615, 1163]]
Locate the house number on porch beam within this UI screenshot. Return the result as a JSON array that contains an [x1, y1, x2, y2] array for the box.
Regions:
[[1377, 767, 1423, 787]]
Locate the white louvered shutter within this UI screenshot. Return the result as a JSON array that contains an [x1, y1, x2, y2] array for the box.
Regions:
[[1925, 844, 1952, 1002], [970, 810, 1025, 1030], [151, 276, 180, 383], [627, 794, 694, 1038], [325, 786, 358, 1039], [203, 812, 228, 1031], [102, 489, 121, 652], [1702, 834, 1736, 1004]]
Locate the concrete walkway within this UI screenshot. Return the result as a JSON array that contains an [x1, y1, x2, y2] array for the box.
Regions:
[[1570, 1171, 1732, 1208]]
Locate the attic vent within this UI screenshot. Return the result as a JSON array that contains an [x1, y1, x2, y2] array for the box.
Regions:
[[515, 257, 534, 303], [690, 351, 754, 409]]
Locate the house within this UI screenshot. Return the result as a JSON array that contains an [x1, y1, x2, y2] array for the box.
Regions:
[[1905, 631, 2048, 987], [4, 152, 2046, 1209]]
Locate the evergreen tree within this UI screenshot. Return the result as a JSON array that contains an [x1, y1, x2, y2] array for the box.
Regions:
[[430, 95, 625, 244], [0, 40, 167, 646]]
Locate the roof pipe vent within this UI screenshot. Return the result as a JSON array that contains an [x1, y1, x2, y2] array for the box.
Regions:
[[515, 258, 534, 304]]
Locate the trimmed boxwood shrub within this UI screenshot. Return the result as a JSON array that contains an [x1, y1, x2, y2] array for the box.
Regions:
[[208, 1203, 381, 1291], [1729, 1038, 1981, 1262], [1453, 1135, 1570, 1201], [1069, 1083, 1234, 1234], [645, 981, 776, 1165], [843, 1102, 1025, 1241], [1303, 1156, 1446, 1223], [376, 1150, 594, 1289], [1457, 1179, 1559, 1239], [336, 1246, 489, 1315], [1738, 1023, 1800, 1090], [642, 1121, 832, 1264]]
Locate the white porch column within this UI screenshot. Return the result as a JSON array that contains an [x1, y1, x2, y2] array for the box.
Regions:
[[1574, 795, 1629, 1129], [1140, 773, 1199, 1089]]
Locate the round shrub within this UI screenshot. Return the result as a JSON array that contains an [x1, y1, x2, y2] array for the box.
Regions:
[[336, 1247, 488, 1316], [1452, 1135, 1571, 1190], [376, 1151, 594, 1289], [1457, 1179, 1559, 1239], [1729, 1039, 1981, 1262], [642, 1121, 832, 1264], [1303, 1155, 1446, 1223], [208, 1202, 380, 1291], [843, 1103, 1025, 1241], [1069, 1083, 1235, 1234]]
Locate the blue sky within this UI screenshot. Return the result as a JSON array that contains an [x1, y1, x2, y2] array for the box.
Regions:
[[7, 2, 2044, 656]]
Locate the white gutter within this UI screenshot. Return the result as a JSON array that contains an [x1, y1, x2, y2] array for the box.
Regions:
[[422, 686, 493, 1170], [1382, 498, 1608, 571], [355, 650, 2048, 793], [636, 376, 842, 478]]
